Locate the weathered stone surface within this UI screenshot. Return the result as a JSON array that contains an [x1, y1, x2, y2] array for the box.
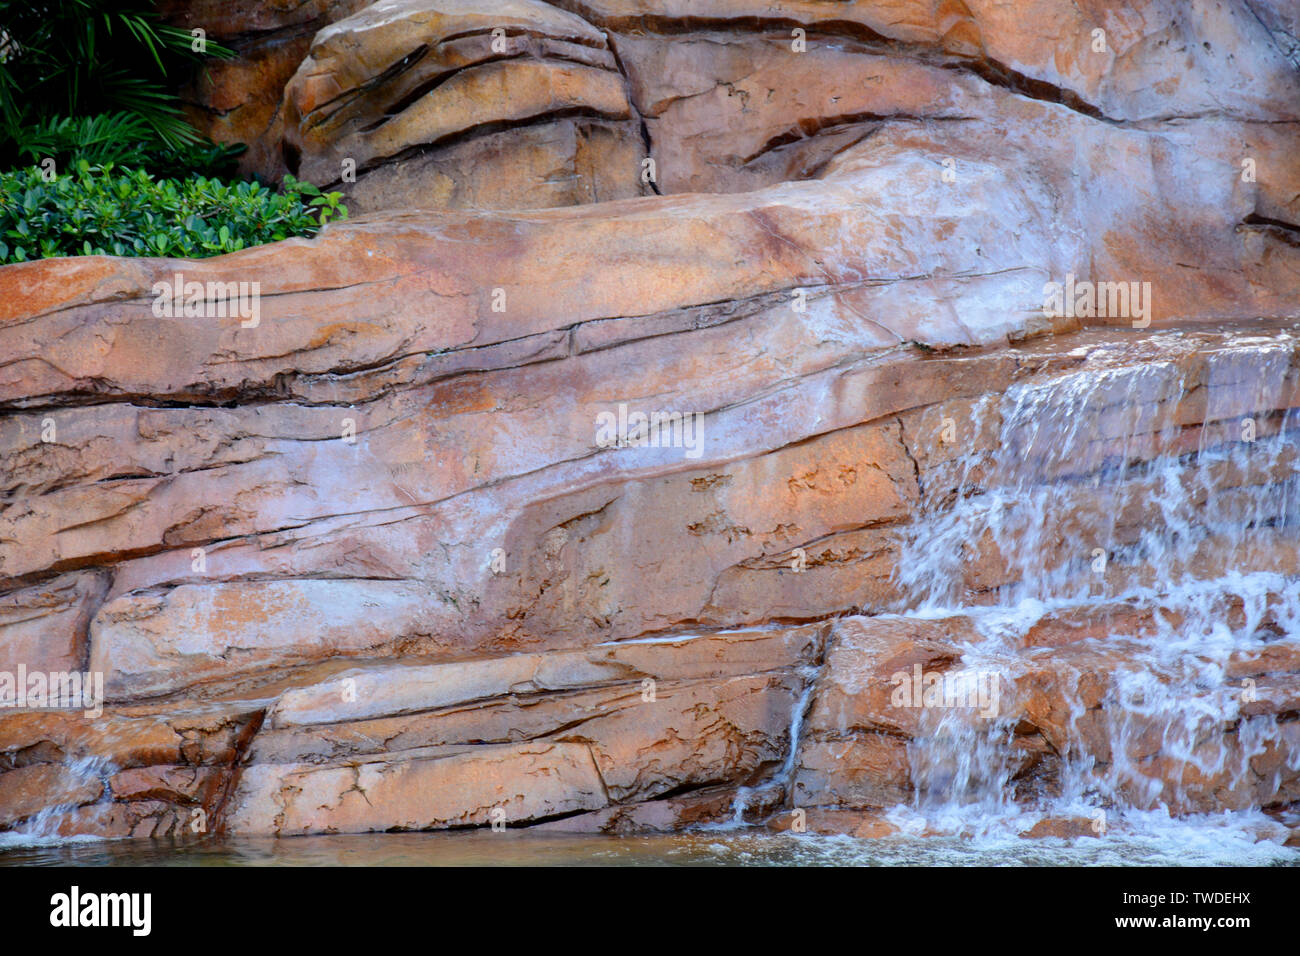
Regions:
[[280, 0, 649, 211], [767, 806, 900, 839], [3, 0, 1300, 842], [0, 572, 106, 675], [798, 615, 976, 740], [793, 734, 913, 809], [229, 741, 608, 834], [0, 763, 104, 827], [1020, 816, 1102, 840], [575, 672, 800, 803], [336, 118, 649, 213], [217, 622, 818, 835], [569, 0, 1299, 125], [266, 623, 823, 727], [0, 703, 263, 837], [91, 581, 449, 700], [108, 764, 226, 805], [533, 785, 740, 833], [0, 157, 1048, 409], [164, 0, 1300, 227]]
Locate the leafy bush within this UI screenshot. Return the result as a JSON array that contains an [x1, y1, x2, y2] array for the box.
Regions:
[[138, 138, 248, 181], [0, 162, 346, 263], [0, 0, 237, 175]]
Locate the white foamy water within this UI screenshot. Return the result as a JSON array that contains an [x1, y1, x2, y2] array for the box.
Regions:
[[872, 334, 1300, 849], [0, 753, 117, 849]]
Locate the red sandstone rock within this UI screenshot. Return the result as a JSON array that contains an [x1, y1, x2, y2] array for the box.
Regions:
[[534, 786, 743, 833], [1020, 816, 1102, 840], [279, 0, 649, 211], [3, 0, 1300, 841], [767, 806, 901, 839], [229, 741, 609, 835], [0, 763, 104, 827]]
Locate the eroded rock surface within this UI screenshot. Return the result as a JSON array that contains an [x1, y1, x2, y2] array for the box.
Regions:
[[3, 0, 1300, 842]]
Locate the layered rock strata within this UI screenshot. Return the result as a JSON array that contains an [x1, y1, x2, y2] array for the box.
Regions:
[[3, 0, 1299, 841]]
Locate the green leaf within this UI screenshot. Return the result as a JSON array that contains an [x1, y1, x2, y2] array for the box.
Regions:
[[0, 162, 346, 265]]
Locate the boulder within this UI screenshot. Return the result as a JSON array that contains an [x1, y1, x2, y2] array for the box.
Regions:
[[281, 0, 650, 211]]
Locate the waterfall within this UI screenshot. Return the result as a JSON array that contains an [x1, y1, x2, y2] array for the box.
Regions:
[[884, 333, 1300, 834], [0, 754, 116, 848]]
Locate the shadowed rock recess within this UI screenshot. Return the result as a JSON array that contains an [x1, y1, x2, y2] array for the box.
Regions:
[[3, 0, 1300, 843]]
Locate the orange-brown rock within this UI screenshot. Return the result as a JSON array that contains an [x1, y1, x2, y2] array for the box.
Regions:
[[230, 741, 608, 835], [1020, 816, 1103, 840], [533, 786, 742, 833], [280, 0, 650, 211], [4, 0, 1300, 842], [793, 610, 1300, 816], [0, 704, 263, 837], [767, 806, 901, 839], [0, 572, 107, 675], [222, 623, 821, 834], [0, 763, 104, 828]]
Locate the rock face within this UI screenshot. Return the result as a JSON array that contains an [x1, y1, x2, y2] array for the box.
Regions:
[[280, 0, 651, 212], [3, 0, 1300, 842], [227, 624, 821, 835], [159, 0, 374, 181]]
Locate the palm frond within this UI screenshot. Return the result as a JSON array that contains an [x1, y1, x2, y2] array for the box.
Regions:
[[14, 111, 155, 166], [0, 0, 239, 172]]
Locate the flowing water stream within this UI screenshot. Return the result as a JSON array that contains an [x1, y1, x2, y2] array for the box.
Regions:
[[873, 330, 1300, 853]]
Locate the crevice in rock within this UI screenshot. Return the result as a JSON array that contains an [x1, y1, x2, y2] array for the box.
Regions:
[[942, 57, 1103, 121], [211, 708, 267, 837], [1242, 212, 1300, 248], [330, 107, 636, 183], [740, 113, 974, 166], [355, 50, 624, 133], [547, 4, 1117, 122], [895, 413, 928, 503], [300, 43, 431, 131], [602, 30, 659, 194], [74, 569, 112, 675]]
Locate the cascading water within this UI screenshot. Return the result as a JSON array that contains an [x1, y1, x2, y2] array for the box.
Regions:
[[0, 754, 116, 848], [883, 331, 1300, 844]]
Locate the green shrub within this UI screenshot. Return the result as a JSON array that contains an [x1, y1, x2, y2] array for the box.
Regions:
[[0, 162, 346, 264]]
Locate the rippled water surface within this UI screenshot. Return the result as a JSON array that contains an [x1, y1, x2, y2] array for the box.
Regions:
[[2, 822, 1297, 867]]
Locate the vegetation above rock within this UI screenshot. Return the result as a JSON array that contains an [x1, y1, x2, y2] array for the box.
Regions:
[[0, 163, 345, 263]]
